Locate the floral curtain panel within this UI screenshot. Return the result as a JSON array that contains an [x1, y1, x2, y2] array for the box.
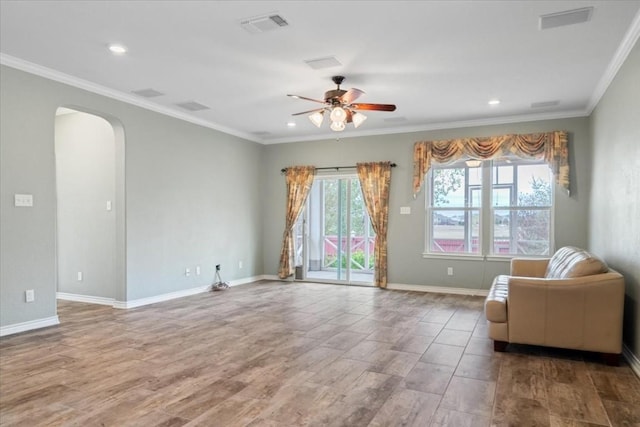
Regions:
[[278, 166, 316, 279], [357, 162, 392, 288], [412, 131, 569, 196]]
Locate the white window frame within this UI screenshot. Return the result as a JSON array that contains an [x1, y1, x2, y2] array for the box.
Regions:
[[424, 158, 555, 259], [488, 158, 555, 258], [425, 161, 483, 259]]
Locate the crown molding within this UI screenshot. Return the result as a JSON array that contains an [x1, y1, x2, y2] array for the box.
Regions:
[[263, 109, 589, 145], [4, 6, 637, 149], [0, 53, 262, 144], [586, 8, 640, 114]]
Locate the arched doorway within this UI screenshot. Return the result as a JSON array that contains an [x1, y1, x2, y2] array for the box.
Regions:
[[54, 107, 126, 307]]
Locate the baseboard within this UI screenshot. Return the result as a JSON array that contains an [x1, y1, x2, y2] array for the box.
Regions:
[[387, 282, 489, 297], [257, 278, 489, 295], [113, 275, 267, 309], [57, 292, 115, 306], [623, 344, 640, 379], [113, 284, 212, 309], [0, 316, 60, 337], [230, 275, 270, 286]]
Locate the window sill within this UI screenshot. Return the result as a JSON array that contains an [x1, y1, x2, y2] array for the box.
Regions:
[[422, 253, 484, 261], [421, 253, 514, 262], [484, 256, 513, 262]]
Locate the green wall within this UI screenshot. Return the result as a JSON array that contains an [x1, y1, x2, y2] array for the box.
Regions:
[[0, 65, 264, 328], [589, 39, 640, 358], [2, 39, 637, 366], [262, 117, 592, 289]]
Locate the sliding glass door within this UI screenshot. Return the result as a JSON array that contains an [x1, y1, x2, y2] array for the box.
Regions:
[[295, 174, 374, 285]]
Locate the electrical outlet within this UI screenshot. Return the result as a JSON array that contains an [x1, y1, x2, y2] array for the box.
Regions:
[[14, 194, 33, 207], [195, 266, 201, 276], [216, 264, 221, 271], [77, 271, 83, 281], [185, 268, 191, 277], [25, 289, 35, 302], [239, 260, 243, 269], [447, 267, 453, 276]]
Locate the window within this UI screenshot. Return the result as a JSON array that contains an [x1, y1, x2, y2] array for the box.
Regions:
[[427, 163, 482, 254], [426, 158, 553, 257]]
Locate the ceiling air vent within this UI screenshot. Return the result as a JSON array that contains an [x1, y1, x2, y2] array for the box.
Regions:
[[540, 7, 593, 30], [531, 100, 560, 108], [176, 101, 210, 112], [132, 88, 164, 98], [241, 13, 289, 34], [383, 117, 408, 123], [304, 56, 342, 70]]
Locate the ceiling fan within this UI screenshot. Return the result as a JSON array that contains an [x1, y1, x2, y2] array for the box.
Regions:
[[288, 76, 396, 131]]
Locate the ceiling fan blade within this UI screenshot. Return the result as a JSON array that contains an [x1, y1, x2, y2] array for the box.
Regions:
[[351, 103, 396, 112], [340, 88, 365, 104], [287, 94, 327, 104], [291, 107, 326, 116]]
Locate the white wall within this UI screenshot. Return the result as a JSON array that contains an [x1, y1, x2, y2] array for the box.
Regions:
[[55, 110, 116, 299], [589, 39, 640, 358]]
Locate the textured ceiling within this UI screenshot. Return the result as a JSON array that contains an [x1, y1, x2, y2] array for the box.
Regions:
[[1, 1, 639, 144]]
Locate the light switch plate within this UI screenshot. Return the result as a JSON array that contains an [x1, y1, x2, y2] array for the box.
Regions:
[[15, 194, 33, 207], [400, 206, 411, 215]]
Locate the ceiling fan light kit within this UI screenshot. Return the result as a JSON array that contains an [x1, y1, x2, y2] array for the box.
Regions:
[[329, 106, 347, 122], [309, 111, 324, 127], [352, 112, 367, 128], [330, 120, 346, 132], [289, 76, 396, 132]]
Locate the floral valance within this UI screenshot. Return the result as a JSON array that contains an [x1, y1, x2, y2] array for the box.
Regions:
[[412, 131, 569, 196]]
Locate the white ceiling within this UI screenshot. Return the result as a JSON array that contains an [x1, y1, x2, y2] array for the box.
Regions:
[[1, 1, 639, 144]]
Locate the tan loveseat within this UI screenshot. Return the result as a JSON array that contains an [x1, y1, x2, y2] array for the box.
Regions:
[[484, 246, 625, 364]]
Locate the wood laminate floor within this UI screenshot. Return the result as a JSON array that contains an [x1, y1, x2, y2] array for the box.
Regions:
[[1, 281, 639, 427]]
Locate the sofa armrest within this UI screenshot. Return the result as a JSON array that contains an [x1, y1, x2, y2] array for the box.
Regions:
[[507, 272, 625, 352], [510, 258, 549, 277], [485, 276, 508, 322]]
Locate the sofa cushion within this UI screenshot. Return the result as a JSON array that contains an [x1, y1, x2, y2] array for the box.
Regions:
[[545, 246, 608, 279]]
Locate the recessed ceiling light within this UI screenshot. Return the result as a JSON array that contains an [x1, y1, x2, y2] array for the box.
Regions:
[[287, 121, 296, 127], [488, 99, 501, 106], [108, 44, 127, 54]]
